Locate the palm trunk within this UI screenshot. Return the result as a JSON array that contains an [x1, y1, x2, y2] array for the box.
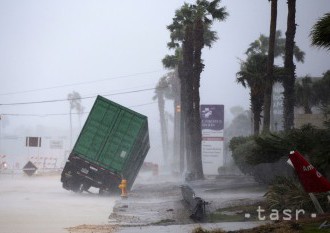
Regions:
[[69, 108, 72, 149], [192, 17, 204, 180], [283, 0, 296, 131], [253, 112, 260, 135], [263, 0, 277, 133], [173, 68, 181, 173], [182, 23, 194, 173], [177, 62, 186, 174], [157, 92, 169, 164], [251, 93, 261, 135]]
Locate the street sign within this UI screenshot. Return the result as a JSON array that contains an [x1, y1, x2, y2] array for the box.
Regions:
[[23, 161, 38, 176]]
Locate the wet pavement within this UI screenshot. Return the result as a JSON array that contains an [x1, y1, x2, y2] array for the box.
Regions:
[[0, 172, 267, 233], [110, 174, 267, 233], [0, 173, 117, 233], [115, 221, 264, 233]]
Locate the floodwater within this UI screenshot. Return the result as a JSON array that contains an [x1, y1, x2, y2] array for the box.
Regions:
[[0, 173, 117, 233]]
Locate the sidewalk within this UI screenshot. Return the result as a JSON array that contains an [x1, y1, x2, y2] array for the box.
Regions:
[[109, 174, 266, 233]]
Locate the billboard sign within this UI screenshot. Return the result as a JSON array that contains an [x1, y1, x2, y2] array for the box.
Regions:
[[201, 105, 224, 175]]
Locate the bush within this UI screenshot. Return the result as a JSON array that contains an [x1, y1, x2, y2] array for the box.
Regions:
[[229, 123, 330, 182], [265, 176, 328, 212], [230, 137, 256, 175]]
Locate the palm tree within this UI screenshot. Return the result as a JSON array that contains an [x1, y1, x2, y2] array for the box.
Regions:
[[241, 31, 304, 133], [165, 1, 227, 179], [67, 91, 83, 149], [246, 31, 305, 62], [153, 76, 170, 164], [283, 0, 296, 131], [245, 31, 305, 67], [166, 3, 194, 174], [190, 0, 228, 179], [245, 30, 304, 132], [153, 71, 181, 169], [162, 49, 185, 173], [310, 13, 330, 50], [263, 0, 278, 133], [237, 54, 268, 135], [295, 76, 315, 114]]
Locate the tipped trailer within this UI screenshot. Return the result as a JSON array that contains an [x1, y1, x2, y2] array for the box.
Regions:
[[61, 96, 150, 194]]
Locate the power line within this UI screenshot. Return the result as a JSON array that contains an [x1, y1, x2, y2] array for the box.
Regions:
[[0, 70, 163, 96], [0, 86, 167, 106], [1, 102, 157, 117]]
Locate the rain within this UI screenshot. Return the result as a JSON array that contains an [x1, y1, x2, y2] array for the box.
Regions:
[[0, 1, 330, 233]]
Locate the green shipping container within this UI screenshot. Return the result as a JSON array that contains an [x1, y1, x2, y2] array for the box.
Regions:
[[61, 95, 150, 194]]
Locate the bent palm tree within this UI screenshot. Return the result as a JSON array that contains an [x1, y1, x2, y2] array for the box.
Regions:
[[153, 76, 169, 164]]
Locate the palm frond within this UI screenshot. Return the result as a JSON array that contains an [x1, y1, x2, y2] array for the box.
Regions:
[[310, 13, 330, 50]]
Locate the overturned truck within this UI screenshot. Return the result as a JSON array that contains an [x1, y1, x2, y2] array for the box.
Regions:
[[61, 95, 150, 194]]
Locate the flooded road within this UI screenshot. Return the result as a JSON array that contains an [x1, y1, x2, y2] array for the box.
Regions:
[[0, 173, 117, 233]]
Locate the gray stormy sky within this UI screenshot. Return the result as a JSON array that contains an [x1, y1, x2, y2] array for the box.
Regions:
[[0, 1, 329, 162]]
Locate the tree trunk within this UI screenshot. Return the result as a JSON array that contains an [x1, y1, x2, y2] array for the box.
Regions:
[[263, 0, 277, 133], [157, 92, 169, 163], [283, 0, 296, 131], [182, 23, 194, 173], [191, 17, 204, 180], [253, 113, 260, 135], [177, 62, 186, 174], [69, 108, 72, 149], [251, 92, 261, 135], [172, 68, 182, 173]]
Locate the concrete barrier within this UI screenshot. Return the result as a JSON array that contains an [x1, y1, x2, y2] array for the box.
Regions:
[[180, 185, 208, 221]]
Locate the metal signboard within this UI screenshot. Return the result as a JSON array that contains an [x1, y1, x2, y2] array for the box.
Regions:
[[201, 105, 224, 175]]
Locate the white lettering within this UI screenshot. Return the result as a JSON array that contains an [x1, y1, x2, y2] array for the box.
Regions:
[[269, 209, 279, 221], [255, 207, 307, 221], [303, 165, 314, 171], [257, 206, 266, 220], [296, 209, 305, 220], [283, 209, 292, 220]]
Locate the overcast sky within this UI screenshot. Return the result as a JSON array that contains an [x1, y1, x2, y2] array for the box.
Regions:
[[0, 1, 329, 160]]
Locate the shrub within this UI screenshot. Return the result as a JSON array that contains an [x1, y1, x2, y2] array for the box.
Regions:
[[265, 176, 328, 212], [229, 136, 256, 175], [229, 123, 330, 181]]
